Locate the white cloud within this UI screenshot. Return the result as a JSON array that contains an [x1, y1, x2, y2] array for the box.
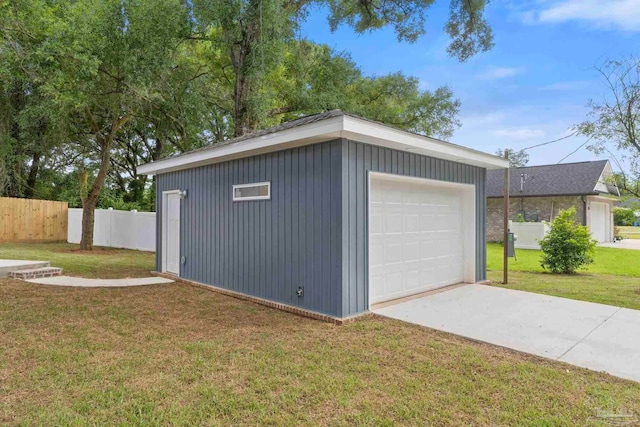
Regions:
[[529, 0, 640, 31], [476, 67, 525, 81], [463, 111, 507, 127], [540, 80, 591, 91], [494, 128, 546, 140]]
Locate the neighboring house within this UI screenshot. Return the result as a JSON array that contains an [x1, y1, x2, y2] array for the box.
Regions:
[[138, 110, 508, 321], [486, 160, 619, 243]]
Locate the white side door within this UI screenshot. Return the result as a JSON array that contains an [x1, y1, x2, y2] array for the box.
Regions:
[[164, 192, 181, 274], [590, 202, 607, 243]]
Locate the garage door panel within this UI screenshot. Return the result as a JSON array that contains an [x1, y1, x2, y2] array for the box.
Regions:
[[383, 184, 402, 203], [370, 242, 384, 266], [383, 243, 403, 264], [369, 175, 468, 305], [383, 213, 403, 234], [404, 213, 420, 233], [384, 272, 404, 297], [403, 242, 420, 262], [370, 210, 383, 234]]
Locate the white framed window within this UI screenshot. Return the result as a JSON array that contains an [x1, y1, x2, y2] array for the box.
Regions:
[[232, 181, 271, 201]]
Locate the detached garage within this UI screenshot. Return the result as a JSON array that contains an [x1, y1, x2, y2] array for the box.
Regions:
[[138, 111, 508, 321]]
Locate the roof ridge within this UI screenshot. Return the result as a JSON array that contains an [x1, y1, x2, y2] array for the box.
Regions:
[[509, 159, 608, 170]]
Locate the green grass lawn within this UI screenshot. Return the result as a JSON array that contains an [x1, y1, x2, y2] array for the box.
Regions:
[[619, 225, 640, 239], [488, 270, 640, 310], [1, 244, 640, 424], [0, 242, 155, 278], [2, 279, 640, 425], [487, 243, 640, 309], [487, 242, 640, 276]]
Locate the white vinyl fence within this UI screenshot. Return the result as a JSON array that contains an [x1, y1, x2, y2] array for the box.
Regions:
[[510, 221, 550, 250], [68, 208, 156, 251]]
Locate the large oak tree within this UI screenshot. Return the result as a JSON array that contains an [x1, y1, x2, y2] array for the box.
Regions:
[[575, 56, 640, 198], [190, 0, 493, 137], [1, 0, 493, 249], [1, 0, 200, 249]]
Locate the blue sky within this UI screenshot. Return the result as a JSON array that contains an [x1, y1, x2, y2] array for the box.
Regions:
[[299, 0, 640, 171]]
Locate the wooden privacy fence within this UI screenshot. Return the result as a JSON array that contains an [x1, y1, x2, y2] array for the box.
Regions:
[[0, 197, 68, 242]]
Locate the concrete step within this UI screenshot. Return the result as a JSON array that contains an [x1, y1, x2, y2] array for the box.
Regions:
[[10, 267, 63, 280], [0, 260, 51, 278]]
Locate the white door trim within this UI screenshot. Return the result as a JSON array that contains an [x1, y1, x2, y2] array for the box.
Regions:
[[367, 172, 476, 310], [162, 190, 181, 274]]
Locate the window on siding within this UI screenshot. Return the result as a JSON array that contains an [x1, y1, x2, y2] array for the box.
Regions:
[[232, 182, 271, 201]]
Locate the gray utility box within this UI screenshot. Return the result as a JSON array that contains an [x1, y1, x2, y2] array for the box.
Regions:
[[507, 232, 517, 258]]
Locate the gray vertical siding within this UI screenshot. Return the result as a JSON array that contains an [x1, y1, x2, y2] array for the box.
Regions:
[[156, 139, 343, 317], [155, 137, 488, 319], [340, 139, 487, 317]]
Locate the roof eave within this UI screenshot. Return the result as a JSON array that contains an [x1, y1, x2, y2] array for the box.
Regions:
[[341, 116, 509, 170], [487, 192, 600, 198], [137, 115, 345, 175], [138, 114, 508, 176]]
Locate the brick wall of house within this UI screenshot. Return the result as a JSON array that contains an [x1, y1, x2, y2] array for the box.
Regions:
[[487, 196, 585, 241]]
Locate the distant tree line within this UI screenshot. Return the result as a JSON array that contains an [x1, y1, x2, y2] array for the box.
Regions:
[[1, 0, 494, 248]]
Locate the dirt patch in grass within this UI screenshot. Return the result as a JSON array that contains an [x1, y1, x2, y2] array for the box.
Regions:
[[2, 279, 639, 426]]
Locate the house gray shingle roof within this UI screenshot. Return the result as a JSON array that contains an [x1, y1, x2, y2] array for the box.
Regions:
[[486, 160, 612, 197]]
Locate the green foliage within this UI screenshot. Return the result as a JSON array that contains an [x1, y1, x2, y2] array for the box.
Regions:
[[190, 0, 492, 135], [614, 207, 636, 226], [539, 207, 597, 274], [495, 148, 529, 168], [97, 188, 142, 211], [513, 212, 525, 223], [614, 225, 623, 241], [267, 42, 462, 139], [326, 0, 493, 60], [575, 56, 640, 199], [1, 0, 493, 214], [487, 242, 640, 277]]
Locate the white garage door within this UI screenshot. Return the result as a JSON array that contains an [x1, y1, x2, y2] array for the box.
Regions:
[[590, 202, 608, 243], [369, 174, 474, 305]]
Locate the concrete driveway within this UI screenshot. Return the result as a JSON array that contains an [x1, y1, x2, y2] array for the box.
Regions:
[[599, 240, 640, 250], [375, 285, 640, 383]]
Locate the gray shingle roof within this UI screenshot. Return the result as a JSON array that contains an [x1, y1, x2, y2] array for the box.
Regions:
[[182, 110, 345, 158], [156, 109, 502, 165], [486, 160, 611, 197]]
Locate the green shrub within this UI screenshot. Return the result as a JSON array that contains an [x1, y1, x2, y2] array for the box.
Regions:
[[540, 207, 597, 274], [614, 226, 623, 241], [614, 207, 636, 226], [513, 212, 525, 223]]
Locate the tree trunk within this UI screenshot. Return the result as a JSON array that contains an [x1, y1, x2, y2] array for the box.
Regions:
[[24, 151, 41, 198], [229, 14, 260, 138], [79, 112, 132, 250], [79, 138, 111, 250], [232, 46, 253, 137], [79, 201, 96, 251]]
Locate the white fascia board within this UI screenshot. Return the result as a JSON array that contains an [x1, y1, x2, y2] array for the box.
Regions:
[[587, 194, 619, 202], [341, 116, 509, 170], [138, 115, 345, 175], [593, 160, 620, 196], [138, 114, 508, 175]]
